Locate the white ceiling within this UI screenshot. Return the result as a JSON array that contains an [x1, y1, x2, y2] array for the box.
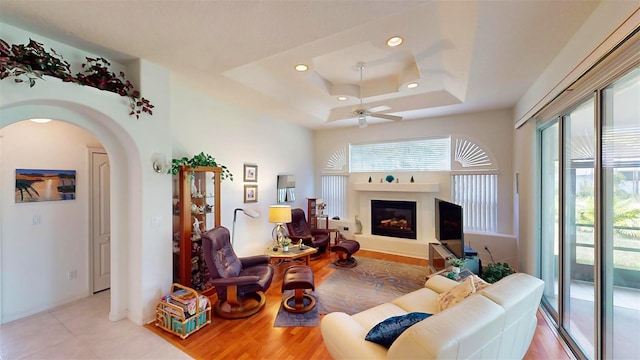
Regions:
[[0, 0, 601, 129]]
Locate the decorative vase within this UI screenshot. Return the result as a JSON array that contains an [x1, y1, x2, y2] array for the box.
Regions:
[[452, 266, 461, 274], [283, 245, 289, 252]]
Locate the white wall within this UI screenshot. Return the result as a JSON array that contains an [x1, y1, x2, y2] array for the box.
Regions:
[[314, 108, 515, 236], [514, 2, 640, 126], [0, 121, 101, 321], [170, 79, 315, 257]]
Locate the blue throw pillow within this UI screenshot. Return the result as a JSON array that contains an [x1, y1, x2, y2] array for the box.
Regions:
[[364, 312, 432, 348]]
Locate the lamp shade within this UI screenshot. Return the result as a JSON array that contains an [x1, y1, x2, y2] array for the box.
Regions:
[[269, 205, 291, 224]]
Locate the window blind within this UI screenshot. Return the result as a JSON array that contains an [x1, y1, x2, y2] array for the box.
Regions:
[[321, 175, 347, 219], [452, 174, 498, 232], [350, 137, 450, 172]]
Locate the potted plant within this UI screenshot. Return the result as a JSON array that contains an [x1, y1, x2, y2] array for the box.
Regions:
[[170, 152, 233, 181], [480, 262, 515, 283], [448, 257, 466, 274], [280, 237, 291, 252]]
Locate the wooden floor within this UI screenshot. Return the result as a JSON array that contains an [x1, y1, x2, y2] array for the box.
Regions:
[[145, 250, 574, 360]]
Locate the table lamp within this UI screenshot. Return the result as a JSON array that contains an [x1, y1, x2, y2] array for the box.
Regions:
[[269, 205, 291, 246]]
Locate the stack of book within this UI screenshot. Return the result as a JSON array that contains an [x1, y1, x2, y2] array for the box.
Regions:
[[163, 289, 209, 317]]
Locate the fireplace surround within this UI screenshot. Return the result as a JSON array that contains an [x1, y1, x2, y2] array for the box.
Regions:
[[370, 200, 417, 239]]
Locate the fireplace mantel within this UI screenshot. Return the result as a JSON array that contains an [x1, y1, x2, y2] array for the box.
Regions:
[[352, 183, 440, 193]]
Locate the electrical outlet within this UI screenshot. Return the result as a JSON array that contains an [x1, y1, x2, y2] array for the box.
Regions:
[[151, 216, 162, 227], [343, 226, 349, 231]]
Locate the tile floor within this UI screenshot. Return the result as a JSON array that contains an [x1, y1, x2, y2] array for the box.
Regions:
[[0, 291, 191, 360]]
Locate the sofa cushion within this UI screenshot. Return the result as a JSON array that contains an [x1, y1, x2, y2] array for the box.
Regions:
[[365, 312, 432, 348], [352, 302, 408, 331], [391, 287, 440, 314], [438, 276, 475, 311], [214, 244, 242, 278]]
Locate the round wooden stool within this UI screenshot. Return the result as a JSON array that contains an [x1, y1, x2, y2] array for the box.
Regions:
[[281, 265, 316, 313]]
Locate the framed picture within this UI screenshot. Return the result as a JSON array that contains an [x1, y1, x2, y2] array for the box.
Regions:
[[244, 185, 258, 203], [15, 169, 76, 203], [244, 164, 258, 182]]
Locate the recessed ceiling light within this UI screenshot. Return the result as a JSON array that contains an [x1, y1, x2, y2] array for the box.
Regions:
[[386, 36, 403, 47], [337, 96, 348, 101], [406, 82, 419, 89], [295, 64, 308, 72], [30, 118, 51, 123]]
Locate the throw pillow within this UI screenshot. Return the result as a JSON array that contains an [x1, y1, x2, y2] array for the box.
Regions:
[[214, 245, 242, 278], [365, 312, 432, 348], [471, 275, 491, 291], [438, 276, 476, 311]]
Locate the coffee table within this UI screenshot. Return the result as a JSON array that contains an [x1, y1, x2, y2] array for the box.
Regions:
[[265, 245, 318, 266]]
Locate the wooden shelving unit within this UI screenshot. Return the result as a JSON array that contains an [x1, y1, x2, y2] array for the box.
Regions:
[[173, 165, 221, 291], [307, 197, 317, 229]]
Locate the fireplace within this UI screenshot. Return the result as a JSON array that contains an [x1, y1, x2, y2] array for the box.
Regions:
[[371, 200, 417, 239]]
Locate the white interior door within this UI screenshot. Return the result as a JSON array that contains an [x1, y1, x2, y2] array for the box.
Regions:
[[91, 150, 110, 293]]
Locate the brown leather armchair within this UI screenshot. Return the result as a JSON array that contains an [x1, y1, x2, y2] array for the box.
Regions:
[[201, 226, 274, 319], [286, 208, 331, 256]]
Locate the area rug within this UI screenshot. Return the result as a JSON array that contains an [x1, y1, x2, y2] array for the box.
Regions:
[[316, 257, 426, 315], [273, 290, 319, 327]]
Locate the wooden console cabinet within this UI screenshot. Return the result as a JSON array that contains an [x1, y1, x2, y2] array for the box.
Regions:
[[428, 242, 480, 276], [428, 242, 455, 274]]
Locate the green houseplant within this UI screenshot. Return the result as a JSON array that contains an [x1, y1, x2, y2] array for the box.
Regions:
[[449, 257, 466, 268], [279, 237, 291, 248], [170, 152, 233, 181], [480, 262, 515, 283]]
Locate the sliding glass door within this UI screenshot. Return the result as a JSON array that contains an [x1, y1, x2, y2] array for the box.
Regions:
[[601, 67, 640, 359], [540, 122, 559, 314], [539, 64, 639, 359], [563, 99, 595, 358]]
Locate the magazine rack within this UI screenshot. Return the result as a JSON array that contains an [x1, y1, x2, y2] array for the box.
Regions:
[[155, 283, 211, 339]]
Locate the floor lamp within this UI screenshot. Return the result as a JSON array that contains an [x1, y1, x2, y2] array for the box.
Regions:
[[231, 208, 260, 247], [269, 205, 291, 247]]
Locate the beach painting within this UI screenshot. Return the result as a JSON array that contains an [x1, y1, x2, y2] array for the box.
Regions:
[[15, 169, 76, 203]]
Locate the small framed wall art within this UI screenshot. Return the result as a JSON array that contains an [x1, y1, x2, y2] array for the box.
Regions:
[[244, 185, 258, 203], [244, 164, 258, 182], [15, 169, 76, 203]]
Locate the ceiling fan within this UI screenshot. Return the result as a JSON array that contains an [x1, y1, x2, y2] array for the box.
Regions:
[[351, 62, 403, 128]]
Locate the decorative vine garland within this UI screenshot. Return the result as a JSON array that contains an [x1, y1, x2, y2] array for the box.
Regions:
[[170, 152, 234, 181], [0, 38, 153, 119]]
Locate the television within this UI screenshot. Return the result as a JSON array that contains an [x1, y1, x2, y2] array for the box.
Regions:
[[434, 198, 464, 259]]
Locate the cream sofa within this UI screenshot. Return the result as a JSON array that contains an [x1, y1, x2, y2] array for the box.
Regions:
[[320, 273, 544, 359]]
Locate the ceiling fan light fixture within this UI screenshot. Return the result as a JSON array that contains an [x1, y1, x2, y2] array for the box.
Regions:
[[337, 96, 348, 101], [358, 115, 367, 128], [386, 36, 403, 47], [294, 64, 308, 72], [406, 82, 419, 89], [30, 118, 51, 123]]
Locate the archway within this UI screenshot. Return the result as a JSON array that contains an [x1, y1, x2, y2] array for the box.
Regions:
[[0, 101, 139, 323]]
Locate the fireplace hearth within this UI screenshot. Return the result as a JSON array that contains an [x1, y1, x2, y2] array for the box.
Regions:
[[371, 200, 417, 239]]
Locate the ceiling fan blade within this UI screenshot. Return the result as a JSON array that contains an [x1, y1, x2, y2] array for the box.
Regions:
[[327, 108, 357, 122], [368, 113, 403, 121], [367, 105, 391, 113]]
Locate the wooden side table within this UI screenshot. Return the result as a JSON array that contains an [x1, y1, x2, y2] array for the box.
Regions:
[[265, 245, 318, 266]]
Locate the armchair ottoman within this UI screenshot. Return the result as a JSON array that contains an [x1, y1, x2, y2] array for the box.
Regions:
[[331, 239, 360, 267]]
